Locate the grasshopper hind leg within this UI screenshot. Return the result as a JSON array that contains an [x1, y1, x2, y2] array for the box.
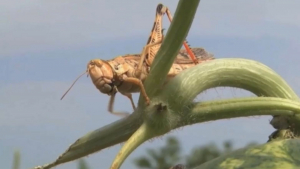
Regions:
[[135, 40, 163, 78]]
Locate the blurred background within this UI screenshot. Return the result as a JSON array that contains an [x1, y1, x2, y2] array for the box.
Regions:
[[1, 0, 300, 168]]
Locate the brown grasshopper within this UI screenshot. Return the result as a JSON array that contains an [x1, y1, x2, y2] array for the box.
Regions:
[[61, 4, 214, 116]]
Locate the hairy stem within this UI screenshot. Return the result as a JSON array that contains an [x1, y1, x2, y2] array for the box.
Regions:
[[160, 58, 298, 111], [181, 97, 300, 126], [110, 123, 155, 169], [139, 0, 201, 104]]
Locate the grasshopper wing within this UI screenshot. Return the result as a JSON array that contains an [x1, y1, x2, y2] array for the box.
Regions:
[[175, 47, 214, 64]]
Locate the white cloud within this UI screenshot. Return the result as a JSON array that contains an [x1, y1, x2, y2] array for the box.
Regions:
[[1, 0, 300, 57]]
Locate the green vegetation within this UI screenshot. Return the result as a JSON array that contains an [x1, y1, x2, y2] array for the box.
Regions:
[[10, 138, 257, 169], [133, 137, 258, 169]]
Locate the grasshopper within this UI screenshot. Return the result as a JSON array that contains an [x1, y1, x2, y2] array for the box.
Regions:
[[61, 4, 214, 116], [135, 4, 200, 78]]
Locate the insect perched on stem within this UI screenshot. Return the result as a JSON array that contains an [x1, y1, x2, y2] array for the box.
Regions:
[[61, 4, 214, 117]]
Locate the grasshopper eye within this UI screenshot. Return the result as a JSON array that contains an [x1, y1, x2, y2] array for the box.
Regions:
[[99, 83, 114, 94]]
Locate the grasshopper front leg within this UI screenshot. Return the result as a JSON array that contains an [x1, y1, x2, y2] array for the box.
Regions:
[[122, 77, 150, 105], [108, 87, 131, 117], [109, 76, 150, 116]]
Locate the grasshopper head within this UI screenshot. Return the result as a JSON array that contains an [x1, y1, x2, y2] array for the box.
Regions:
[[87, 59, 115, 95]]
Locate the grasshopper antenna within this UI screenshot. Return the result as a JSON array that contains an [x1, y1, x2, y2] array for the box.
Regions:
[[60, 70, 87, 100]]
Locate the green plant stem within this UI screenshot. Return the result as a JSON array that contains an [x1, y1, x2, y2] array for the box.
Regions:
[[182, 97, 300, 126], [110, 97, 300, 169], [160, 58, 298, 111], [139, 0, 201, 105], [110, 123, 155, 169]]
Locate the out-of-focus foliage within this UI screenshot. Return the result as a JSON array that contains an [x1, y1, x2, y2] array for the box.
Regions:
[[133, 136, 258, 169], [77, 158, 90, 169], [12, 150, 20, 169], [194, 139, 300, 169], [134, 137, 182, 169]]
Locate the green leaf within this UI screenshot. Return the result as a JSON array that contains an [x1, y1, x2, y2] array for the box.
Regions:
[[193, 139, 300, 169]]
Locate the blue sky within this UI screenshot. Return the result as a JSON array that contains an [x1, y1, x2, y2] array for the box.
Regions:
[[1, 0, 300, 169]]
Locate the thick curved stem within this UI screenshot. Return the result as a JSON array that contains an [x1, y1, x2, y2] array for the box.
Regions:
[[160, 58, 298, 111], [180, 97, 300, 127]]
